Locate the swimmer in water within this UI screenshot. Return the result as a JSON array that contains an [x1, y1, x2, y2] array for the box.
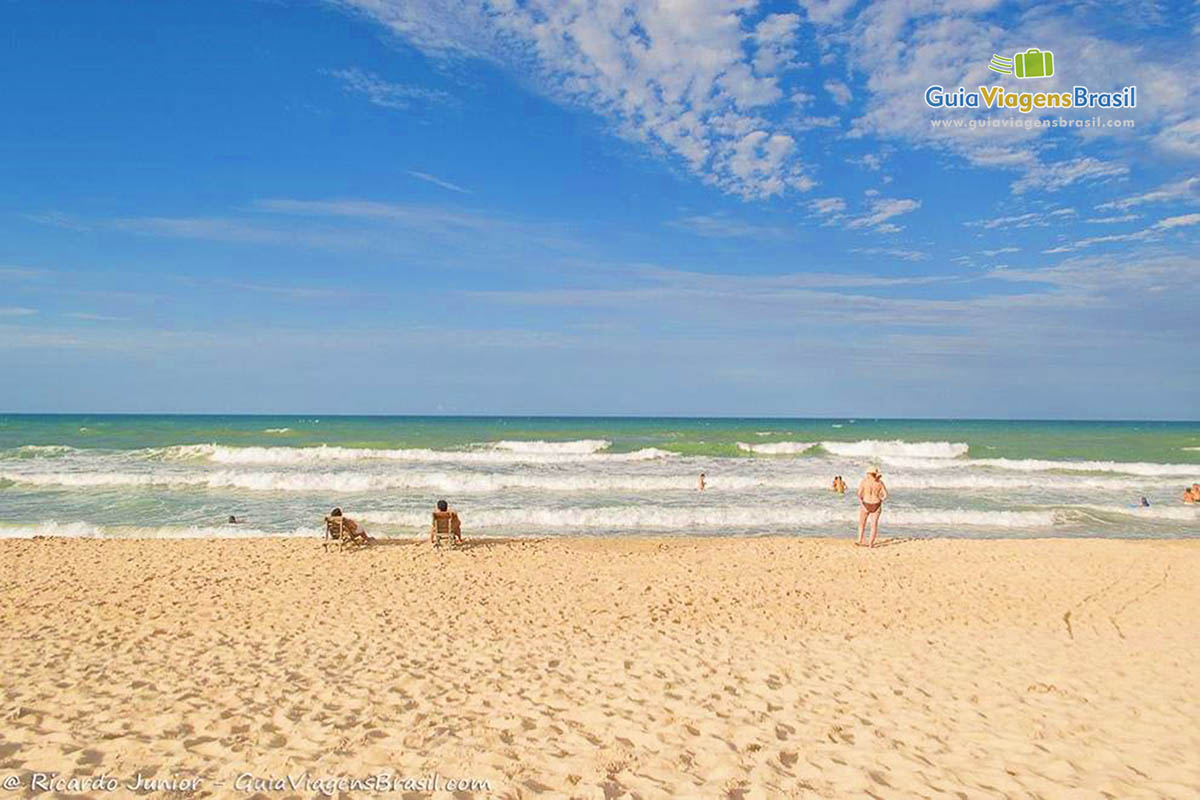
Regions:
[[698, 472, 706, 492]]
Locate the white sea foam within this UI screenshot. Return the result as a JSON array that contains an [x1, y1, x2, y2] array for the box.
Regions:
[[0, 469, 789, 493], [263, 427, 292, 434], [155, 443, 673, 465], [0, 445, 77, 459], [821, 440, 969, 459], [737, 441, 815, 455], [881, 455, 1199, 477], [0, 520, 104, 537], [2, 472, 170, 489], [0, 466, 1166, 494], [486, 439, 611, 454], [357, 506, 1057, 530], [0, 521, 319, 539], [1065, 504, 1200, 522], [1183, 447, 1200, 452]]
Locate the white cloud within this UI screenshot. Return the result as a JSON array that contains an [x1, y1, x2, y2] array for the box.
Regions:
[[337, 1, 813, 199], [966, 208, 1075, 230], [846, 196, 920, 232], [850, 153, 884, 171], [1158, 213, 1200, 230], [0, 307, 38, 317], [1152, 119, 1200, 158], [790, 115, 841, 130], [64, 312, 129, 322], [407, 170, 470, 193], [823, 79, 852, 106], [20, 211, 91, 231], [666, 213, 789, 239], [1010, 157, 1129, 195], [329, 68, 455, 110], [797, 0, 858, 26], [1084, 214, 1139, 224], [853, 246, 928, 262], [981, 247, 1020, 256], [750, 13, 805, 74], [1042, 212, 1200, 253], [808, 197, 846, 216], [1096, 177, 1199, 211]]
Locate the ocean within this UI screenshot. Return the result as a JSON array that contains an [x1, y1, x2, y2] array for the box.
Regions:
[[1, 415, 1197, 540]]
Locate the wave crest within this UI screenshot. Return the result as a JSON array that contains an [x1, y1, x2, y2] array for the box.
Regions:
[[881, 455, 1199, 477], [486, 439, 611, 454], [821, 440, 969, 459], [155, 443, 672, 465], [737, 441, 815, 455]]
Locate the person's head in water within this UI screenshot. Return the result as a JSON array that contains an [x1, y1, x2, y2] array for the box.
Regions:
[[228, 515, 238, 524], [330, 507, 343, 517], [1140, 496, 1150, 507], [437, 500, 448, 512]]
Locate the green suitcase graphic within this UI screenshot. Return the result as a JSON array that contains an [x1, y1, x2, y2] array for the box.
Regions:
[[1014, 48, 1053, 79]]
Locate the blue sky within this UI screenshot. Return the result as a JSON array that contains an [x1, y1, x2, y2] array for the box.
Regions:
[[2, 0, 1198, 417]]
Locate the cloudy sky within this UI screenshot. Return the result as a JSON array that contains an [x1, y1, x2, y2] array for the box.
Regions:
[[2, 0, 1198, 417]]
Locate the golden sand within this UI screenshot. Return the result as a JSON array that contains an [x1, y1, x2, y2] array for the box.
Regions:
[[1, 536, 1197, 798]]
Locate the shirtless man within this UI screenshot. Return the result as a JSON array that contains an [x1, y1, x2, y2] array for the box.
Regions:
[[698, 472, 706, 492], [431, 499, 463, 545], [327, 507, 372, 544], [856, 467, 888, 547]]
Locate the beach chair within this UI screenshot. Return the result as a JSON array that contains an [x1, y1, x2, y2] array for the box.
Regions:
[[324, 515, 347, 552], [431, 510, 462, 549], [324, 515, 368, 552]]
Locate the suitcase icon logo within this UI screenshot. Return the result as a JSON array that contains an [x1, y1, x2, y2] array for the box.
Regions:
[[988, 48, 1054, 79]]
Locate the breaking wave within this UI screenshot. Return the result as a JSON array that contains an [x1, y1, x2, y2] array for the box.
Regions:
[[486, 439, 611, 454], [0, 467, 1171, 494], [737, 441, 815, 455], [0, 445, 78, 460], [820, 440, 969, 459], [154, 443, 674, 465], [881, 455, 1200, 477]]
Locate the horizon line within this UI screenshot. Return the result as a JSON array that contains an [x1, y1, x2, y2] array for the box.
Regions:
[[2, 412, 1198, 424]]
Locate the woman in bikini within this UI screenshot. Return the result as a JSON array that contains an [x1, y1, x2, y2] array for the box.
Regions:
[[856, 467, 888, 548]]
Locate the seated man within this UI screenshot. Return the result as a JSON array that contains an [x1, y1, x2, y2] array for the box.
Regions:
[[431, 499, 463, 546], [326, 507, 372, 544]]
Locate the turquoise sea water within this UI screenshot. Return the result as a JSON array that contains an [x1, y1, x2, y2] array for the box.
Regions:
[[1, 415, 1198, 539]]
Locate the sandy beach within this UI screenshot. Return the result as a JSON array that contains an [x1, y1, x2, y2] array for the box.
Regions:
[[1, 535, 1197, 798]]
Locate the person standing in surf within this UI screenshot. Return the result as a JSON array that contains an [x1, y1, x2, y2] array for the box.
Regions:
[[856, 467, 888, 548]]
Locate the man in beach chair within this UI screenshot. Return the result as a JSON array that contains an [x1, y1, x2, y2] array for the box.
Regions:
[[324, 507, 371, 550], [431, 499, 464, 548]]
